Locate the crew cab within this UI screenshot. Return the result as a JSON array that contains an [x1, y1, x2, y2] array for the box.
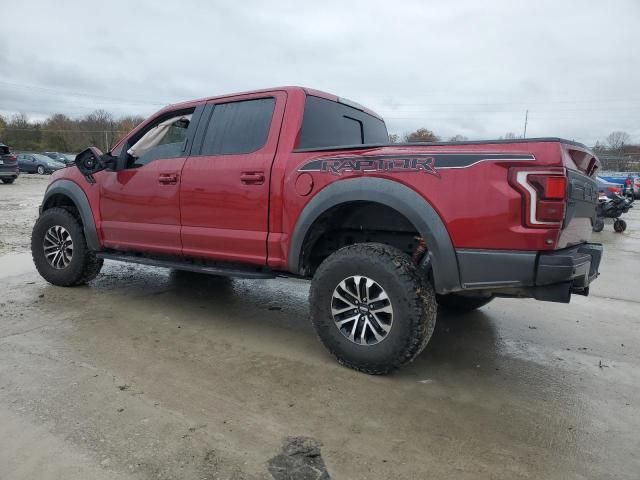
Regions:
[[31, 86, 603, 374]]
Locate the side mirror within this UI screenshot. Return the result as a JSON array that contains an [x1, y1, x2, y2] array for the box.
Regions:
[[75, 147, 116, 183]]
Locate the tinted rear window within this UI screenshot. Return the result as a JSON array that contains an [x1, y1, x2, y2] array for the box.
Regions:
[[298, 95, 388, 149], [200, 98, 275, 155]]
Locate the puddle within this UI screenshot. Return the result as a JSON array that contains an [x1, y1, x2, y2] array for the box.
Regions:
[[0, 252, 34, 279]]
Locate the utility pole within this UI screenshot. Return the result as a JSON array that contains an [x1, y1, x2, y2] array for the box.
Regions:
[[523, 109, 528, 139]]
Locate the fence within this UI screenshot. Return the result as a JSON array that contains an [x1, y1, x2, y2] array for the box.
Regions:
[[598, 155, 640, 173]]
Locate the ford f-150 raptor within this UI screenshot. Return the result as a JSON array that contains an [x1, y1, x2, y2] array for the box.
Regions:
[[31, 86, 603, 374]]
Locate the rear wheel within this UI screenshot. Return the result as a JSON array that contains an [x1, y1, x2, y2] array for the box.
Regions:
[[1, 178, 15, 184], [592, 218, 605, 232], [31, 207, 103, 286], [309, 243, 436, 375], [37, 165, 45, 175], [614, 219, 627, 233], [436, 293, 494, 313]]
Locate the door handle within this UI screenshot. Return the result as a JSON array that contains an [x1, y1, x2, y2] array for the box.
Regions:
[[240, 171, 265, 185], [158, 173, 179, 185]]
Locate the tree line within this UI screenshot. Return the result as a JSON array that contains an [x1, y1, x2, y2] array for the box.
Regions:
[[0, 111, 144, 153], [0, 111, 636, 164]]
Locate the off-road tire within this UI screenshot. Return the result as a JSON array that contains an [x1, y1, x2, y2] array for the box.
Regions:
[[31, 207, 103, 286], [436, 293, 494, 312], [613, 219, 627, 233], [309, 243, 437, 375], [1, 178, 15, 184], [37, 165, 45, 175], [592, 218, 605, 232]]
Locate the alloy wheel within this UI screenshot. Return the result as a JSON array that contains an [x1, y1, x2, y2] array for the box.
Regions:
[[330, 275, 393, 345], [43, 225, 73, 269]]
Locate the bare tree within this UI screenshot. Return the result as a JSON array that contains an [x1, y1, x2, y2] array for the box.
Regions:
[[3, 113, 42, 150], [84, 109, 116, 151], [388, 133, 400, 143], [606, 131, 631, 151], [501, 132, 519, 140], [448, 134, 468, 142], [0, 114, 6, 140], [592, 140, 607, 153]]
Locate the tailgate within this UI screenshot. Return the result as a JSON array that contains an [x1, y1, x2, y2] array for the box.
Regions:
[[559, 169, 599, 248]]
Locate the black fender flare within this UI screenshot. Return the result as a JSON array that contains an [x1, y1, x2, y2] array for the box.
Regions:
[[287, 177, 461, 293], [40, 179, 101, 251]]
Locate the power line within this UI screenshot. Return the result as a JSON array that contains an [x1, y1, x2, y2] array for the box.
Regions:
[[0, 80, 171, 106], [3, 128, 128, 133], [363, 94, 640, 103]]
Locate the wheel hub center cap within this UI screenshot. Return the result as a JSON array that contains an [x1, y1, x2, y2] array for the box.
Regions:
[[358, 304, 369, 314]]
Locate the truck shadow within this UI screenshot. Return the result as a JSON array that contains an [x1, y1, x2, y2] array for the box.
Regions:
[[408, 308, 500, 374], [165, 269, 501, 373]]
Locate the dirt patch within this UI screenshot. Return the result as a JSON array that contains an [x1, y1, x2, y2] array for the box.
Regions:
[[268, 436, 330, 480], [0, 175, 49, 255]]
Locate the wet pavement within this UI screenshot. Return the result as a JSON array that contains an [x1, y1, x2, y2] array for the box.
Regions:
[[0, 176, 639, 479]]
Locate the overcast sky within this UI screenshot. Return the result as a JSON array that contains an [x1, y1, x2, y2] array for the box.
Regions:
[[1, 0, 638, 145]]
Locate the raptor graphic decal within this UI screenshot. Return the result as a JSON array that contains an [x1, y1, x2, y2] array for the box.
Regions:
[[298, 153, 535, 176]]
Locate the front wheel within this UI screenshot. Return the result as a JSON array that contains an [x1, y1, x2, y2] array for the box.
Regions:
[[309, 243, 436, 375], [592, 218, 605, 232], [436, 293, 494, 313], [1, 178, 15, 184], [614, 219, 627, 233], [31, 207, 103, 286]]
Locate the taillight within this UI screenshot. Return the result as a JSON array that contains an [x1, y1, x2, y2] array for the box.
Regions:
[[607, 186, 621, 194], [527, 175, 567, 199], [509, 167, 567, 228]]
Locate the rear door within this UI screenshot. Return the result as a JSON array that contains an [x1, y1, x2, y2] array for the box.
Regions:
[[20, 154, 36, 172], [180, 91, 286, 265]]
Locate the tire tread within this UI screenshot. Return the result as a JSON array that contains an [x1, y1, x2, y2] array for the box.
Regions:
[[31, 207, 103, 286], [310, 243, 436, 375]]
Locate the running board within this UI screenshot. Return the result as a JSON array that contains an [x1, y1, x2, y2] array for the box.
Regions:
[[96, 252, 275, 279]]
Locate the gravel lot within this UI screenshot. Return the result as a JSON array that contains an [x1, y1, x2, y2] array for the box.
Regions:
[[0, 174, 45, 254], [0, 175, 639, 479]]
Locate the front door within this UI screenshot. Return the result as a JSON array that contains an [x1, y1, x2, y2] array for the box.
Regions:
[[98, 107, 201, 255], [180, 92, 286, 265]]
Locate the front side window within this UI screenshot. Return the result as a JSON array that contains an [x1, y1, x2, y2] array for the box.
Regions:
[[199, 98, 275, 156], [126, 110, 194, 167]]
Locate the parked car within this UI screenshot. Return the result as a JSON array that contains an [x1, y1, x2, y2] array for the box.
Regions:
[[44, 151, 73, 165], [17, 153, 66, 174], [31, 86, 603, 374], [599, 173, 640, 198], [0, 143, 20, 184], [596, 176, 622, 195]]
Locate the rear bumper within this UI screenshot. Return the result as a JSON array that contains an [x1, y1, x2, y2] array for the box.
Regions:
[[0, 168, 19, 178], [455, 243, 603, 303]]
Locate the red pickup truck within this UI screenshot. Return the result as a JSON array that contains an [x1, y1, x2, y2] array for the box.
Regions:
[[31, 86, 602, 374]]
